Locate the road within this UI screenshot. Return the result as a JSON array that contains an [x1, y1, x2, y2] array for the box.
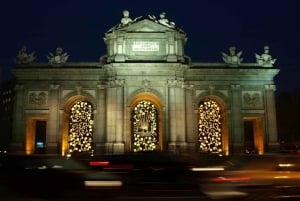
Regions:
[[2, 153, 300, 201]]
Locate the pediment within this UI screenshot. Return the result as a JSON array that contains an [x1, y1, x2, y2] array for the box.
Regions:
[[118, 18, 176, 33]]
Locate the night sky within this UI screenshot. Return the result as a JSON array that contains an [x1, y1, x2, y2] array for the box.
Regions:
[[1, 0, 300, 94]]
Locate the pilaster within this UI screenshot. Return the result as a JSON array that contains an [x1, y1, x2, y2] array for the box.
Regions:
[[264, 84, 279, 151], [94, 84, 106, 154], [46, 84, 60, 154], [230, 84, 243, 153], [185, 85, 196, 151], [11, 84, 25, 153], [105, 79, 125, 153], [167, 79, 187, 152]]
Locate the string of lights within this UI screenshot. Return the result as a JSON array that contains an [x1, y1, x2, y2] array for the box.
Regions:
[[68, 101, 94, 155], [132, 101, 158, 152], [198, 100, 222, 153]]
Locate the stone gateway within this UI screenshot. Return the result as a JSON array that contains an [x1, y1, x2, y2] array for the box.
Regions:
[[11, 11, 279, 156]]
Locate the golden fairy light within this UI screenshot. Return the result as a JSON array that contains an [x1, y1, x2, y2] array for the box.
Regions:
[[198, 99, 222, 153], [68, 101, 94, 155], [132, 101, 158, 152]]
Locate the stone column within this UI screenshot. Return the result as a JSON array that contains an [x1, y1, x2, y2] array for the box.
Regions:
[[46, 84, 60, 154], [230, 84, 243, 153], [106, 86, 115, 153], [94, 84, 106, 154], [11, 84, 25, 153], [114, 82, 124, 153], [105, 79, 125, 154], [264, 84, 279, 151], [167, 36, 177, 62], [167, 79, 187, 152], [184, 85, 196, 152], [168, 86, 176, 143], [115, 37, 125, 62]]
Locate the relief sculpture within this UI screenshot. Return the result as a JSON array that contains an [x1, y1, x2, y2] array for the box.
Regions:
[[243, 92, 261, 106], [28, 91, 47, 106]]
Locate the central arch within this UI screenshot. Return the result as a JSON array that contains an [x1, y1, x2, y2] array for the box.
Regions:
[[129, 92, 163, 152]]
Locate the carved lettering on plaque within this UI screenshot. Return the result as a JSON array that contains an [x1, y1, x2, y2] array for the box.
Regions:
[[132, 41, 159, 52]]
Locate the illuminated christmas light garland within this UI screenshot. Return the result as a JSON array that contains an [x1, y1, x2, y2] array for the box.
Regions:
[[198, 99, 222, 153], [68, 101, 94, 155], [132, 101, 158, 152]]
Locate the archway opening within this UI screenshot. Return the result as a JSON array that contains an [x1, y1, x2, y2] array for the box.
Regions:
[[26, 117, 47, 155], [244, 117, 264, 155], [197, 97, 229, 155], [130, 92, 162, 152], [62, 97, 94, 156], [68, 100, 94, 156], [198, 99, 222, 154]]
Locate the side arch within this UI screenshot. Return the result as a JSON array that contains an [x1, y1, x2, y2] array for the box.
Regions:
[[196, 94, 230, 156], [61, 94, 94, 156], [61, 90, 97, 110], [194, 90, 229, 109]]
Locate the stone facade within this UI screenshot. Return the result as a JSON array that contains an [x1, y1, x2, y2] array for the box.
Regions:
[[10, 12, 279, 156]]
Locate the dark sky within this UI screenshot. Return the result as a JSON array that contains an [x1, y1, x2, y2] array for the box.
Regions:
[[1, 0, 300, 94]]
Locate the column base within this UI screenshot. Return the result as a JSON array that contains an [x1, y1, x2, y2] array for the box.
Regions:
[[113, 142, 124, 154], [9, 142, 24, 154], [95, 143, 106, 155], [114, 54, 126, 62], [46, 142, 58, 154], [231, 143, 244, 154], [166, 55, 177, 62], [105, 142, 114, 154], [168, 142, 189, 154], [105, 142, 125, 154], [267, 142, 280, 153]]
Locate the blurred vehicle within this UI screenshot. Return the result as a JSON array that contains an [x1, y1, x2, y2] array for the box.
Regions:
[[244, 142, 257, 154], [0, 154, 123, 200], [279, 141, 300, 154], [89, 151, 198, 182], [0, 148, 8, 155], [191, 154, 300, 200], [88, 151, 207, 199]]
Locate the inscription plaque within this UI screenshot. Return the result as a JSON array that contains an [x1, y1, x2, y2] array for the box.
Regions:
[[132, 41, 159, 51]]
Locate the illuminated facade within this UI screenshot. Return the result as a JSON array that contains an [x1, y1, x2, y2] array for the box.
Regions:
[[10, 11, 279, 156]]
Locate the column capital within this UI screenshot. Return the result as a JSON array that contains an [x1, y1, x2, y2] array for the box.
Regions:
[[50, 84, 60, 90], [167, 78, 184, 88], [264, 84, 276, 91], [97, 84, 106, 90], [14, 84, 24, 91], [230, 84, 240, 90], [107, 79, 125, 87]]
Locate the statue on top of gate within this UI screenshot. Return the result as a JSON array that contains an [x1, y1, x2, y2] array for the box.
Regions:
[[47, 47, 69, 65], [222, 46, 243, 67], [255, 46, 276, 67], [14, 46, 36, 65]]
